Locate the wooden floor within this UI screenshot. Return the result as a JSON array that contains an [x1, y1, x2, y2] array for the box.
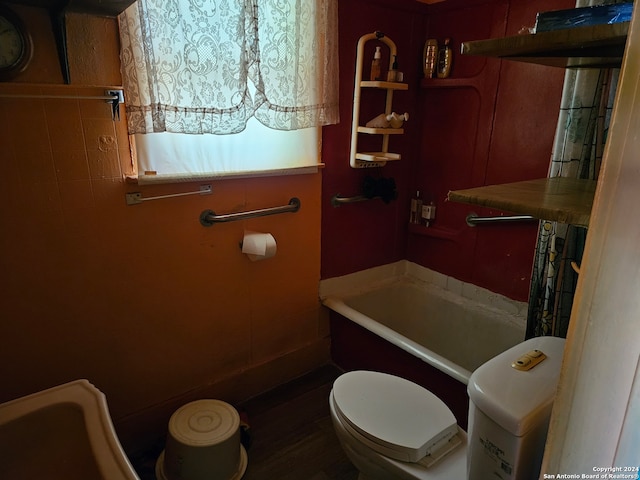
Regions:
[[131, 365, 358, 480], [240, 365, 358, 480]]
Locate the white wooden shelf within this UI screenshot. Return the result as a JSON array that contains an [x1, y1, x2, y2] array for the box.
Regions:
[[355, 152, 402, 162], [357, 126, 404, 135], [360, 80, 409, 90], [350, 32, 407, 168]]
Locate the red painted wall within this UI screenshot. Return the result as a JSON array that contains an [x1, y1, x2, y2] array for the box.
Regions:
[[321, 0, 426, 278], [322, 0, 573, 302]]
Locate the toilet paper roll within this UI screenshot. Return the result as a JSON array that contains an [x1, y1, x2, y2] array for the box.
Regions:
[[241, 231, 277, 261]]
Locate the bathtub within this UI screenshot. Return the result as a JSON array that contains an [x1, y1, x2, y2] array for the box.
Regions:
[[320, 261, 527, 426]]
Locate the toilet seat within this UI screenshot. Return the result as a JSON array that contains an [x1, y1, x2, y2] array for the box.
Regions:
[[332, 371, 460, 464]]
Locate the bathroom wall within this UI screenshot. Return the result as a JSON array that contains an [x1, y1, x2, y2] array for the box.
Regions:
[[321, 0, 426, 279], [0, 5, 328, 451], [408, 0, 573, 301], [1, 0, 574, 453], [322, 0, 573, 302]]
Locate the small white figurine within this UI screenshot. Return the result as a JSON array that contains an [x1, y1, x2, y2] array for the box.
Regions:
[[365, 111, 409, 129], [386, 112, 409, 129]]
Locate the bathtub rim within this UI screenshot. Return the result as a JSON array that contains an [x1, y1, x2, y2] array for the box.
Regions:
[[320, 261, 528, 320], [320, 261, 528, 386], [323, 295, 472, 385]]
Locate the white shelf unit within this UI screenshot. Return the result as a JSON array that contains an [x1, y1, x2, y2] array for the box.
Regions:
[[350, 33, 408, 168]]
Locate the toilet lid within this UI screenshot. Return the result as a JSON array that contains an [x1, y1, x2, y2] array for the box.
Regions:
[[332, 371, 459, 463]]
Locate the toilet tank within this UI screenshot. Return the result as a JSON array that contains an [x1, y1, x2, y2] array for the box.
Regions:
[[466, 336, 565, 480]]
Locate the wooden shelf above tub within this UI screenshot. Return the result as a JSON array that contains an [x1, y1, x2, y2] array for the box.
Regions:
[[452, 21, 627, 227], [461, 21, 629, 68], [448, 177, 596, 228]]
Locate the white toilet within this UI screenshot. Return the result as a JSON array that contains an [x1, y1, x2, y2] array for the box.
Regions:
[[329, 336, 565, 480], [0, 379, 140, 480]]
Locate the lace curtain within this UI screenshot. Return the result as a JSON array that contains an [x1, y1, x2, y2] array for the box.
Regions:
[[526, 0, 621, 338], [118, 0, 339, 135]]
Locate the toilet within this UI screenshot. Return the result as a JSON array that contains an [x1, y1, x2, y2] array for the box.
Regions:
[[0, 379, 140, 480], [329, 336, 565, 480]]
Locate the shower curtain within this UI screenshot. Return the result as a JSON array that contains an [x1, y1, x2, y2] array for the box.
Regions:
[[525, 0, 622, 338]]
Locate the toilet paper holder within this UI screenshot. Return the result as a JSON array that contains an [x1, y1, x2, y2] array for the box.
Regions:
[[200, 197, 301, 227]]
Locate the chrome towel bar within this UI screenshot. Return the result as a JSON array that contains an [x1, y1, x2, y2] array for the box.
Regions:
[[200, 197, 301, 226], [126, 184, 212, 205], [0, 91, 121, 101], [466, 213, 537, 226], [0, 90, 124, 120]]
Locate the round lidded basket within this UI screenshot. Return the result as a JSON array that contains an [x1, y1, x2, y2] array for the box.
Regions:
[[156, 399, 247, 480]]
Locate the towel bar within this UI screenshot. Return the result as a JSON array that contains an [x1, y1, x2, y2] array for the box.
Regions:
[[466, 213, 537, 226]]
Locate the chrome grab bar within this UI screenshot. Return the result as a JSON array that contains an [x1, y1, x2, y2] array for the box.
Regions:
[[466, 213, 537, 226], [331, 194, 379, 206], [200, 197, 301, 226]]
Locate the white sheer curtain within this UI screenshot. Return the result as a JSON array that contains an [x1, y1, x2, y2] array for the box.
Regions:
[[119, 0, 339, 134], [118, 0, 339, 181]]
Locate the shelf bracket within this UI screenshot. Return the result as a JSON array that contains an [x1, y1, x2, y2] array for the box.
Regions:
[[49, 6, 70, 84]]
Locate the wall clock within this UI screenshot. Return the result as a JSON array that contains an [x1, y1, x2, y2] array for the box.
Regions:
[[0, 4, 33, 81]]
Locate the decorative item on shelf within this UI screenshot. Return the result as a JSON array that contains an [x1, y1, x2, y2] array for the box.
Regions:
[[365, 111, 409, 129], [420, 195, 437, 226], [386, 55, 397, 81], [386, 112, 408, 129], [423, 39, 438, 78], [386, 55, 403, 82], [437, 38, 453, 78], [534, 2, 633, 33], [0, 4, 33, 82], [410, 190, 423, 224], [365, 113, 390, 128], [370, 46, 382, 81]]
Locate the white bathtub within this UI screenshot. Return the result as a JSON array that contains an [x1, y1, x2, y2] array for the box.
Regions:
[[320, 261, 527, 385]]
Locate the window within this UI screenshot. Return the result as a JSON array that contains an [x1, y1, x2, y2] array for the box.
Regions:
[[132, 120, 320, 183], [118, 0, 339, 182]]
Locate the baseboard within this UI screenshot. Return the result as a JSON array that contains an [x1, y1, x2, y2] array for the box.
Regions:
[[114, 338, 331, 456]]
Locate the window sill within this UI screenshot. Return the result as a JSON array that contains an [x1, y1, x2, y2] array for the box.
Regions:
[[125, 164, 325, 185]]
